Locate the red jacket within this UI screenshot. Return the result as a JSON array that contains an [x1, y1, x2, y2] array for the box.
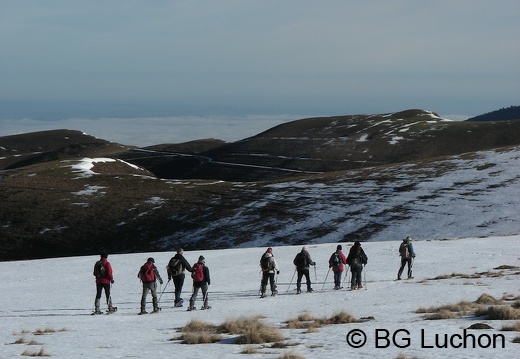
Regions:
[[95, 257, 114, 284], [331, 250, 347, 272]]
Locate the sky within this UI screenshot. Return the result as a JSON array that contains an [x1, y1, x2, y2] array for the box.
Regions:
[[1, 1, 519, 145]]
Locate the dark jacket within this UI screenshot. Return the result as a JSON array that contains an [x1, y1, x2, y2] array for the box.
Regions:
[[293, 249, 315, 270], [167, 254, 193, 279], [192, 263, 211, 287], [347, 244, 368, 267]]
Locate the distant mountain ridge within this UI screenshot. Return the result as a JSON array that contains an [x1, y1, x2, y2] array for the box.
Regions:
[[466, 105, 520, 122], [1, 108, 520, 261]]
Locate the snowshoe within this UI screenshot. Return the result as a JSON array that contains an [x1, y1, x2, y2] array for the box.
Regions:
[[107, 307, 117, 314], [91, 310, 103, 315], [260, 293, 267, 298], [201, 305, 211, 310], [271, 290, 277, 297], [152, 307, 161, 313], [187, 306, 196, 311], [307, 288, 314, 293], [138, 310, 148, 315]]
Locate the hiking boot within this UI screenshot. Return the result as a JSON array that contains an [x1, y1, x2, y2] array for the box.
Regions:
[[138, 310, 148, 315], [92, 310, 103, 315], [271, 290, 278, 297], [260, 293, 267, 298], [152, 307, 161, 313], [107, 307, 117, 313], [201, 305, 211, 310], [296, 288, 301, 294], [187, 306, 195, 311], [174, 302, 183, 307], [307, 288, 314, 293], [357, 284, 363, 289]]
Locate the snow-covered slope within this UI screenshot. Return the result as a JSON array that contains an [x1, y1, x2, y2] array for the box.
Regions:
[[1, 236, 518, 358]]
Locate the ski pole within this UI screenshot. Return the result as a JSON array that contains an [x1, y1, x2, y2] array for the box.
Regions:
[[321, 267, 330, 291], [363, 265, 367, 289], [313, 265, 317, 282], [158, 279, 170, 303], [287, 268, 296, 292]]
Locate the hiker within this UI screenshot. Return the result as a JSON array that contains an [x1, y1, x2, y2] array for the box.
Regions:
[[293, 246, 316, 294], [93, 253, 116, 314], [346, 241, 368, 290], [188, 255, 211, 310], [138, 257, 163, 314], [260, 247, 280, 298], [167, 248, 193, 307], [397, 236, 416, 280], [329, 245, 347, 290]]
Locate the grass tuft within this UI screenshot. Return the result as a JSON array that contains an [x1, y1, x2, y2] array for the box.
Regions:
[[500, 322, 520, 332], [276, 352, 306, 359], [240, 346, 259, 354], [21, 347, 51, 357], [475, 293, 501, 305], [175, 319, 222, 344], [284, 310, 358, 329], [475, 306, 520, 320]]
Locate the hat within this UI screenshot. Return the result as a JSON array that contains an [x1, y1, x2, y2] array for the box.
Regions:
[[354, 241, 361, 247], [406, 236, 412, 242], [337, 245, 342, 250], [266, 247, 273, 254], [198, 255, 205, 263], [302, 246, 308, 251], [100, 252, 108, 258], [177, 248, 184, 255], [147, 257, 155, 263]]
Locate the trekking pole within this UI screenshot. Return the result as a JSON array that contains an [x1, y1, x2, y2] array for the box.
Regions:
[[286, 268, 296, 292], [313, 265, 317, 282], [363, 265, 367, 289], [321, 267, 330, 291], [158, 279, 170, 303]]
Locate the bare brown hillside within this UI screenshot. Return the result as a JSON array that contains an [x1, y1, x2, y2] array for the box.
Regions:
[[1, 110, 520, 260]]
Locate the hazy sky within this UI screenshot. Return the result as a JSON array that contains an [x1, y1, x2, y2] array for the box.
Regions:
[[1, 1, 519, 145]]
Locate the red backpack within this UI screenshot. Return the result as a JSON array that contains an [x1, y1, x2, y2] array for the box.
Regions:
[[139, 262, 155, 282], [192, 263, 204, 282]]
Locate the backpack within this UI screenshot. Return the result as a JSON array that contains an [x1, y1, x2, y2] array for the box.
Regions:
[[139, 262, 155, 282], [93, 260, 106, 278], [260, 255, 274, 272], [293, 252, 308, 268], [192, 263, 204, 282], [399, 243, 410, 257], [168, 258, 183, 277], [330, 252, 341, 267]]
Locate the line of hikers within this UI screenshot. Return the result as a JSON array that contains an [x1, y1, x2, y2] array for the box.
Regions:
[[93, 237, 415, 314]]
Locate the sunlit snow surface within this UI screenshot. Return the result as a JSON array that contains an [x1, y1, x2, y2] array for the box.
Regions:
[[0, 236, 519, 358]]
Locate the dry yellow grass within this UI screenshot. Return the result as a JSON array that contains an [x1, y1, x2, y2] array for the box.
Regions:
[[475, 305, 520, 320], [500, 321, 520, 332], [475, 293, 501, 305], [175, 318, 222, 344], [177, 316, 284, 345], [417, 293, 520, 321], [21, 347, 51, 357], [284, 310, 358, 329], [276, 352, 306, 359], [240, 346, 259, 354]]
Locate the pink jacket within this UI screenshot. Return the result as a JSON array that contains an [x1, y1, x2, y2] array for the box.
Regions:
[[332, 250, 347, 272]]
